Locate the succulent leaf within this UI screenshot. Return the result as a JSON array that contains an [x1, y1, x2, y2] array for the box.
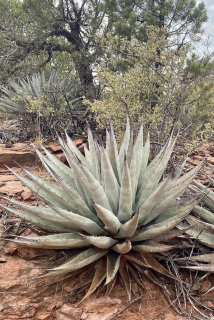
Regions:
[[93, 203, 121, 234], [118, 158, 132, 222], [1, 205, 71, 232], [106, 252, 121, 284], [117, 211, 139, 238], [112, 240, 132, 254], [9, 233, 89, 249], [100, 147, 119, 214], [80, 235, 118, 249], [132, 241, 175, 253]]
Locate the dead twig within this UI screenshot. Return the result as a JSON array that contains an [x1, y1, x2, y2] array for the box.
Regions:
[[107, 293, 144, 320]]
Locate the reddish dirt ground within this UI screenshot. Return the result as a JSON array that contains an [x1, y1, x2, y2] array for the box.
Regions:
[[0, 139, 214, 320]]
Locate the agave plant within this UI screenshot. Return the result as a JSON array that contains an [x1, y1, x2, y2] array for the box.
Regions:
[[1, 121, 203, 300], [176, 170, 214, 272], [0, 70, 80, 114]]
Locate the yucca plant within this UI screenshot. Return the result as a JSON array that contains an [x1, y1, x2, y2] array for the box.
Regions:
[[0, 70, 81, 114], [1, 121, 203, 300]]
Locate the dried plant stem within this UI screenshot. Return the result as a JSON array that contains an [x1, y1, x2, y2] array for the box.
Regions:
[[107, 294, 144, 320]]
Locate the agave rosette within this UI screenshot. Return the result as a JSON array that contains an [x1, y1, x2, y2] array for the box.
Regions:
[[2, 121, 203, 299], [177, 171, 214, 272]]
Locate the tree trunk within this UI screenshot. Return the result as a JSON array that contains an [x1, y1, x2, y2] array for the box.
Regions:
[[74, 58, 95, 98]]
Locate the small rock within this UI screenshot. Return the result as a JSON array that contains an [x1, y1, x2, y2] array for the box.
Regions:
[[0, 257, 6, 263], [0, 175, 19, 182], [56, 304, 82, 320], [4, 242, 18, 255], [35, 313, 50, 320], [21, 189, 32, 200], [0, 143, 36, 169], [47, 300, 64, 312], [200, 280, 212, 293], [81, 312, 88, 319], [207, 156, 214, 165], [17, 246, 56, 260], [55, 153, 67, 163], [206, 301, 214, 308], [46, 142, 62, 153]]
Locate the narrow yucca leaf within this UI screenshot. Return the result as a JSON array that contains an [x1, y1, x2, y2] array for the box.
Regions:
[[80, 235, 118, 249], [106, 252, 121, 284], [117, 211, 139, 238], [9, 233, 89, 249], [118, 158, 132, 222], [112, 240, 132, 254], [0, 205, 71, 232], [100, 147, 119, 215], [93, 203, 121, 235]]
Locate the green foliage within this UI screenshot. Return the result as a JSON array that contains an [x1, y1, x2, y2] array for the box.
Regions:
[[0, 70, 82, 134], [0, 0, 208, 92], [85, 27, 214, 141], [2, 121, 203, 299], [106, 0, 207, 46]]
